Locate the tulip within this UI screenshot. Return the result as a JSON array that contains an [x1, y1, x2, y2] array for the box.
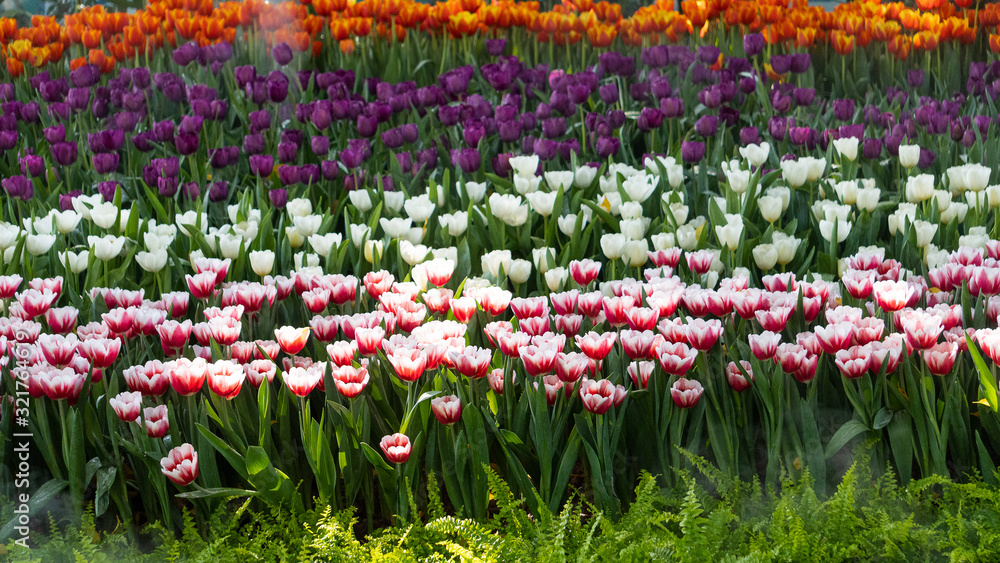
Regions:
[[160, 443, 199, 486], [726, 361, 753, 392], [388, 347, 427, 382], [670, 377, 704, 408], [579, 379, 624, 415], [168, 358, 208, 396], [380, 433, 411, 463], [923, 341, 958, 376], [331, 364, 370, 398], [245, 359, 276, 387], [110, 391, 142, 422], [275, 326, 310, 355], [749, 331, 781, 360], [431, 395, 462, 425], [144, 405, 169, 438], [872, 280, 916, 313], [207, 360, 245, 400], [657, 342, 699, 376], [284, 366, 323, 397]]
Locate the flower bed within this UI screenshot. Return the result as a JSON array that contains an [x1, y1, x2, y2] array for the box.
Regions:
[[1, 0, 1000, 545]]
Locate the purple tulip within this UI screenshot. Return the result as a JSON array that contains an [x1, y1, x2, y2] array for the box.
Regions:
[[175, 133, 199, 156], [596, 136, 620, 158], [179, 115, 204, 135], [92, 153, 119, 174], [793, 88, 815, 107], [698, 46, 721, 65], [65, 88, 90, 112], [769, 116, 792, 141], [533, 138, 558, 161], [637, 107, 663, 131], [740, 127, 761, 146], [908, 70, 925, 89], [641, 46, 668, 68], [322, 160, 340, 181], [310, 136, 330, 156], [598, 84, 619, 105], [172, 42, 201, 66], [1, 175, 31, 200], [542, 117, 566, 139], [60, 190, 81, 211], [492, 152, 512, 176], [206, 181, 228, 203], [19, 154, 44, 178], [862, 138, 882, 159], [98, 181, 119, 202], [300, 164, 321, 185], [19, 101, 39, 123], [272, 42, 293, 66], [695, 115, 719, 137], [918, 148, 936, 169], [157, 176, 179, 197], [629, 82, 651, 102], [278, 165, 300, 186], [235, 66, 256, 89], [486, 39, 506, 56], [768, 55, 791, 75], [659, 98, 685, 119], [681, 140, 705, 164], [558, 139, 580, 161], [790, 53, 811, 74], [249, 155, 274, 176], [451, 148, 481, 173], [70, 64, 100, 88], [400, 123, 418, 144], [276, 141, 296, 163], [743, 33, 764, 57], [267, 74, 289, 103], [416, 148, 437, 172], [788, 127, 812, 146], [243, 133, 266, 155], [356, 114, 378, 138], [269, 188, 288, 209], [50, 142, 77, 166]]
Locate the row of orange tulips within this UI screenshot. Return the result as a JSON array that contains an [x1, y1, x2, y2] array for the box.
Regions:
[[4, 0, 1000, 77]]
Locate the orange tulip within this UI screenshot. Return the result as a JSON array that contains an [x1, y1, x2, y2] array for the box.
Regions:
[[69, 56, 87, 71], [331, 18, 351, 40], [314, 0, 335, 17], [81, 29, 102, 49], [830, 30, 854, 55], [888, 35, 911, 60], [8, 39, 30, 61], [5, 57, 23, 78], [990, 34, 1000, 54], [340, 38, 355, 54], [586, 23, 616, 47], [912, 30, 939, 51]]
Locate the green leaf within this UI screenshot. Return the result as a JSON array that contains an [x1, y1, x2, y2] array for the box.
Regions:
[[825, 419, 870, 459], [966, 333, 1000, 412], [0, 479, 68, 543], [176, 487, 258, 500]]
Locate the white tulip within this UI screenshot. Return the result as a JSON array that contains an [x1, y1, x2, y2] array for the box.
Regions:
[[601, 233, 628, 260], [380, 217, 413, 239], [88, 235, 125, 260], [898, 144, 920, 168], [309, 233, 342, 257], [802, 156, 827, 182], [175, 211, 205, 236], [400, 241, 429, 265], [0, 223, 19, 250], [905, 174, 935, 203], [509, 259, 532, 284], [621, 218, 650, 241], [622, 239, 649, 267], [834, 180, 859, 205], [940, 202, 968, 225], [509, 155, 539, 179], [526, 190, 559, 216], [218, 232, 243, 259], [715, 215, 744, 251], [677, 224, 698, 251], [364, 240, 383, 263], [599, 192, 622, 216], [349, 190, 373, 211], [832, 137, 859, 161], [482, 249, 513, 278], [622, 174, 658, 202], [293, 252, 320, 270], [574, 165, 599, 188], [433, 247, 458, 263], [52, 210, 82, 234], [286, 198, 313, 217], [249, 250, 275, 276], [558, 213, 582, 237], [26, 233, 55, 256], [819, 219, 850, 243], [91, 202, 119, 229], [400, 227, 424, 245], [752, 244, 778, 270], [58, 250, 89, 273], [856, 188, 880, 212], [766, 186, 791, 211], [544, 171, 574, 192], [350, 224, 371, 247], [739, 142, 770, 168], [136, 249, 168, 272], [912, 220, 938, 248], [404, 194, 435, 223], [721, 160, 750, 194], [383, 191, 405, 213], [544, 267, 569, 292], [780, 159, 809, 188], [758, 196, 782, 223], [532, 247, 556, 274], [513, 175, 542, 195], [651, 232, 676, 250], [440, 211, 469, 237], [227, 205, 261, 225], [464, 181, 487, 203], [71, 193, 103, 221], [284, 226, 305, 248], [772, 232, 801, 265]]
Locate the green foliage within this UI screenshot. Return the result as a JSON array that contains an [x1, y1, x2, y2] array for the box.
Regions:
[[7, 459, 1000, 562]]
